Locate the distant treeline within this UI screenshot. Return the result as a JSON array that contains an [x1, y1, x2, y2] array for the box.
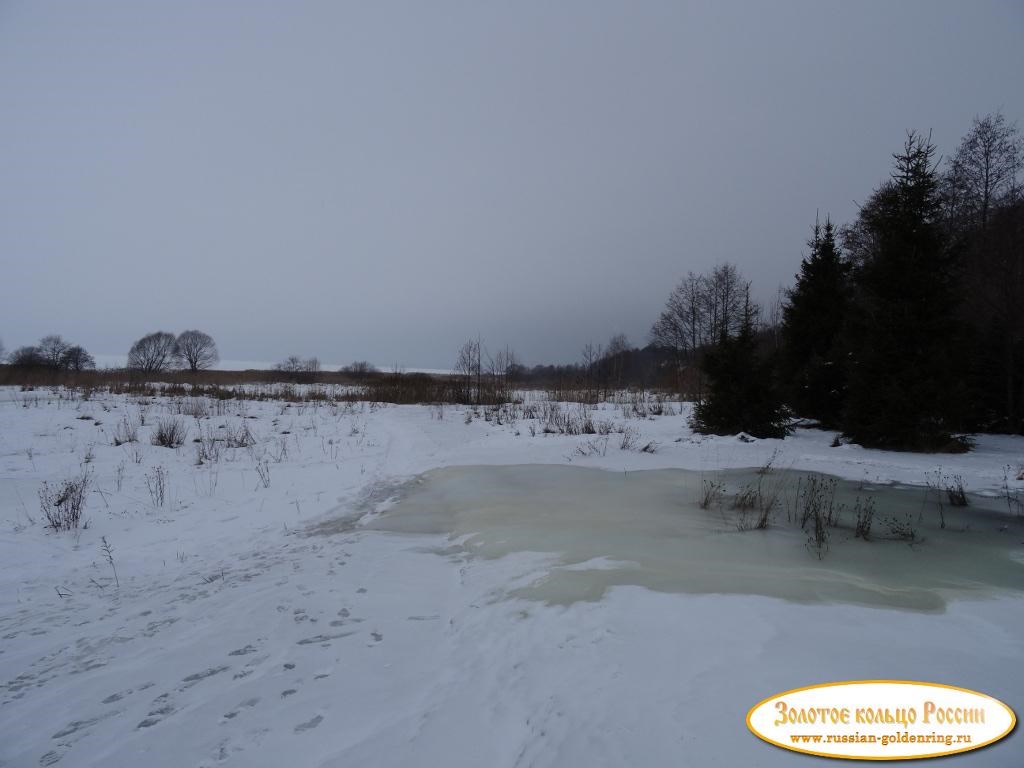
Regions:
[[0, 345, 689, 401]]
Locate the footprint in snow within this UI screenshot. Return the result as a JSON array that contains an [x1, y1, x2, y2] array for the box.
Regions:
[[296, 632, 354, 645], [181, 666, 230, 689], [221, 697, 260, 722], [294, 714, 323, 733]]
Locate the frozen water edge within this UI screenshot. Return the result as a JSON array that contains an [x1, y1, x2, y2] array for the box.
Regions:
[[361, 464, 1024, 612], [1, 389, 1022, 766]]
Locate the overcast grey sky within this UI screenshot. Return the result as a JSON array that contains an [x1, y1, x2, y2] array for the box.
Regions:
[[1, 1, 1022, 369]]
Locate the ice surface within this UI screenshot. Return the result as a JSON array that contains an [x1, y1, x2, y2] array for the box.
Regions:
[[365, 465, 1024, 611]]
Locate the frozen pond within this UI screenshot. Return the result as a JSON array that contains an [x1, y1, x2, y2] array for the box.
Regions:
[[360, 465, 1024, 612]]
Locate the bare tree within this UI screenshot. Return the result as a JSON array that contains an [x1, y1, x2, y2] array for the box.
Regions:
[[8, 346, 45, 367], [947, 112, 1023, 230], [276, 355, 305, 374], [128, 332, 179, 373], [342, 361, 377, 377], [763, 284, 786, 353], [651, 263, 752, 392], [0, 337, 5, 363], [603, 333, 631, 391], [275, 355, 319, 382], [61, 345, 96, 371], [486, 345, 518, 402], [651, 271, 706, 360], [605, 333, 631, 358], [175, 330, 219, 372], [580, 341, 603, 401], [38, 335, 71, 369], [455, 338, 483, 403], [705, 263, 751, 341]]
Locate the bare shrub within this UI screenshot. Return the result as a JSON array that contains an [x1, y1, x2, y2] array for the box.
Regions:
[[179, 397, 210, 419], [757, 448, 780, 475], [944, 475, 968, 507], [789, 474, 839, 556], [195, 425, 222, 465], [578, 406, 596, 435], [699, 478, 724, 510], [540, 402, 563, 433], [195, 467, 220, 498], [152, 417, 187, 448], [574, 437, 609, 457], [732, 485, 759, 511], [223, 422, 256, 448], [730, 476, 780, 530], [38, 471, 91, 530], [882, 512, 918, 542], [757, 480, 783, 529], [621, 390, 671, 419], [254, 460, 271, 489], [112, 414, 139, 446], [807, 507, 830, 559], [925, 469, 963, 529], [100, 536, 119, 588], [853, 496, 876, 539], [619, 426, 640, 451], [146, 466, 167, 507], [1004, 465, 1023, 517], [795, 475, 838, 530], [269, 437, 289, 463]]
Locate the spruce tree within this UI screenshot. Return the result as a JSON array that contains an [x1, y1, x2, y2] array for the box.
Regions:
[[780, 218, 850, 426], [691, 296, 790, 439], [841, 132, 965, 450]]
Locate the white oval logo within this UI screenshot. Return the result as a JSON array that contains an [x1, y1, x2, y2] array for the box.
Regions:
[[747, 680, 1016, 760]]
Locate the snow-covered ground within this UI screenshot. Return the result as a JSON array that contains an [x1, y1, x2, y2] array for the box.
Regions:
[[1, 387, 1022, 767]]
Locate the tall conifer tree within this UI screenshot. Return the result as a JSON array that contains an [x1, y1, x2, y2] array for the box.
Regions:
[[842, 132, 964, 450], [780, 218, 850, 426]]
